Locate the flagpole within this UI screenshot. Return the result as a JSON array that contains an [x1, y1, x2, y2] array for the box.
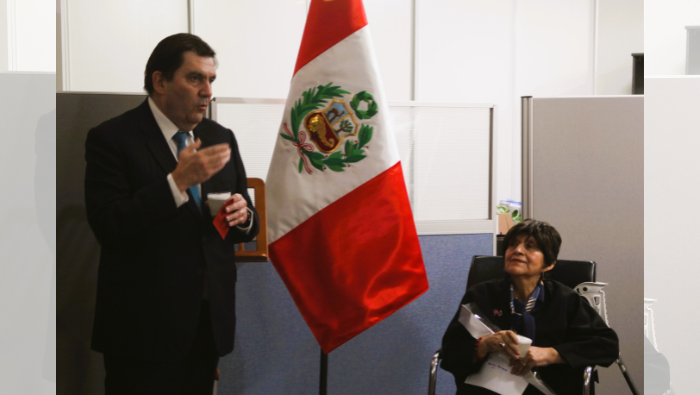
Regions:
[[320, 350, 328, 395]]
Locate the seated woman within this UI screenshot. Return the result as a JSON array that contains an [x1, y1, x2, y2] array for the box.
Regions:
[[440, 219, 619, 394]]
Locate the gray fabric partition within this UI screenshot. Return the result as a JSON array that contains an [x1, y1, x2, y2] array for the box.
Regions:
[[524, 96, 644, 394], [219, 234, 491, 395], [56, 92, 492, 395]]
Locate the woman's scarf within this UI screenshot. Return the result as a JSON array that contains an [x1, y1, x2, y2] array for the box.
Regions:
[[509, 277, 545, 341]]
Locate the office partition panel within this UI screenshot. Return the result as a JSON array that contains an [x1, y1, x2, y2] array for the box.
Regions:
[[522, 95, 643, 394]]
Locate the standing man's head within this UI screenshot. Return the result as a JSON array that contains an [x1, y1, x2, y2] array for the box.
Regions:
[[145, 33, 217, 132]]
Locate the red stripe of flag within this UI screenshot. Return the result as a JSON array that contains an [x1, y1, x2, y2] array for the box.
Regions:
[[269, 163, 428, 353], [293, 0, 368, 76]]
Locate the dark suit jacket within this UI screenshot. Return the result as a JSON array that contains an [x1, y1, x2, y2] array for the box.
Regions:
[[441, 278, 619, 395], [85, 99, 259, 361]]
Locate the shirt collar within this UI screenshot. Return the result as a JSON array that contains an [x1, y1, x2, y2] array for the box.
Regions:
[[148, 96, 192, 140]]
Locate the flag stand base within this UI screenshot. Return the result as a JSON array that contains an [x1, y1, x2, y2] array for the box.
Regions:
[[320, 350, 328, 395]]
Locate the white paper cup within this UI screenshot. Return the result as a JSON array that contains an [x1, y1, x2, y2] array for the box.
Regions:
[[207, 192, 231, 216], [516, 335, 532, 356]]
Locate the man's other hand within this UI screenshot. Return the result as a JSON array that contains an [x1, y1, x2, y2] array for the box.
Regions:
[[225, 194, 248, 227], [172, 139, 230, 193]]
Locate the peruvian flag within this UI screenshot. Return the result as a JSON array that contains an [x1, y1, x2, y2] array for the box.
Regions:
[[266, 0, 429, 354]]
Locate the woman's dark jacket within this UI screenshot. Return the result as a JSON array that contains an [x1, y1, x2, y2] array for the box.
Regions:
[[440, 278, 619, 394]]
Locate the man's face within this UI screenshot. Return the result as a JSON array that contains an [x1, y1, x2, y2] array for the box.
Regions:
[[161, 51, 216, 131]]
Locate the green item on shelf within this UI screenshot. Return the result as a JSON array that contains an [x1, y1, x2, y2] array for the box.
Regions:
[[497, 205, 522, 224]]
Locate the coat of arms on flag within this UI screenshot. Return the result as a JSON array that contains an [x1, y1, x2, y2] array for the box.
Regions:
[[280, 83, 376, 174]]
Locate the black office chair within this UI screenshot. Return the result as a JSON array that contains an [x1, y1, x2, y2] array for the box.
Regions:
[[428, 255, 598, 395]]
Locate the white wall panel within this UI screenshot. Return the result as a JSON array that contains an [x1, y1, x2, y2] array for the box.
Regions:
[[65, 0, 187, 92], [413, 107, 491, 221], [59, 0, 641, 205], [11, 0, 55, 71], [645, 0, 700, 75], [512, 0, 594, 203], [214, 100, 285, 181], [194, 0, 306, 99], [417, 0, 514, 202], [516, 0, 594, 97], [195, 0, 412, 101], [596, 0, 643, 94], [364, 0, 413, 101], [645, 76, 700, 395]]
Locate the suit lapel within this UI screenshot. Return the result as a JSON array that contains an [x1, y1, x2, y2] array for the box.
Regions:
[[194, 124, 216, 218], [138, 100, 177, 174], [138, 99, 201, 218]]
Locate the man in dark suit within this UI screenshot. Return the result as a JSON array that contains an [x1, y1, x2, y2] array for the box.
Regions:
[[84, 33, 259, 395]]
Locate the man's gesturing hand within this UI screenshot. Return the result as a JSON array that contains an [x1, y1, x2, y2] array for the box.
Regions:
[[224, 194, 248, 227], [172, 139, 231, 193]]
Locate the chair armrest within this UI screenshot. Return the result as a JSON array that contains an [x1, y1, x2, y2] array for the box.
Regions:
[[428, 349, 442, 395], [583, 366, 593, 395]]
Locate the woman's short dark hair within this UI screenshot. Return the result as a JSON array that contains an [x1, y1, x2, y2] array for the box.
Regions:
[[502, 219, 562, 267], [144, 33, 216, 95]]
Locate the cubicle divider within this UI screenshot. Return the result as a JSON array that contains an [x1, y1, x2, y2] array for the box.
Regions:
[[522, 95, 644, 394], [57, 92, 495, 395], [221, 234, 491, 395]]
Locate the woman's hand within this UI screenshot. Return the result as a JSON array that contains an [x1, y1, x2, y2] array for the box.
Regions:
[[477, 330, 521, 360], [509, 346, 564, 376]]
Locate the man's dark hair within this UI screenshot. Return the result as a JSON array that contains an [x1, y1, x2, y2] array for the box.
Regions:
[[144, 33, 216, 95], [502, 219, 562, 267]]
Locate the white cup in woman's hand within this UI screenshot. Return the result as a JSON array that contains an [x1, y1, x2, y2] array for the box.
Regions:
[[516, 335, 532, 356]]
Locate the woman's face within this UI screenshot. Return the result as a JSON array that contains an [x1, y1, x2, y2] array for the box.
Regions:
[[504, 234, 553, 279]]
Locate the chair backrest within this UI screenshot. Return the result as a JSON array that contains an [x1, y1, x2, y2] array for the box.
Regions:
[[235, 178, 268, 262], [466, 255, 596, 290]]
